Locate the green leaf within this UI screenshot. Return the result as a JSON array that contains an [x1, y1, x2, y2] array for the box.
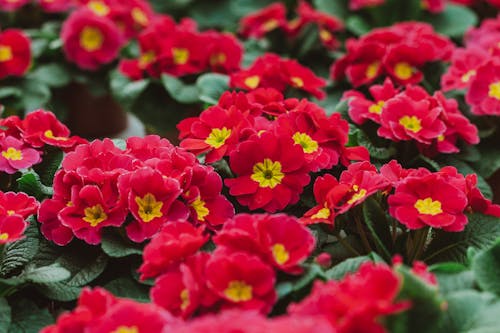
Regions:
[[471, 147, 500, 179], [0, 298, 11, 333], [101, 230, 143, 258], [24, 263, 70, 284], [0, 220, 40, 277], [0, 87, 22, 99], [362, 197, 393, 260], [110, 70, 150, 111], [430, 262, 475, 294], [345, 16, 372, 36], [423, 213, 500, 264], [28, 63, 71, 88], [111, 138, 127, 151], [196, 73, 229, 105], [35, 281, 82, 302], [34, 149, 63, 186], [425, 4, 477, 38], [292, 264, 325, 291], [313, 0, 349, 19], [104, 277, 150, 302], [325, 255, 370, 280], [161, 74, 201, 104], [472, 239, 500, 296], [20, 79, 51, 112], [16, 171, 53, 200], [7, 298, 52, 333], [356, 129, 396, 160]]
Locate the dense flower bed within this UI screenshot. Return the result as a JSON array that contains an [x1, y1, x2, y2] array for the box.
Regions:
[[1, 0, 500, 332]]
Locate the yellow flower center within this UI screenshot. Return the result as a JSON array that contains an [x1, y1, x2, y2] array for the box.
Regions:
[[180, 289, 190, 311], [6, 210, 14, 216], [1, 147, 22, 161], [0, 45, 13, 62], [44, 130, 69, 141], [87, 0, 110, 16], [209, 52, 227, 66], [414, 197, 443, 216], [111, 326, 139, 333], [461, 70, 476, 83], [488, 81, 500, 100], [190, 196, 209, 221], [135, 193, 163, 223], [224, 281, 252, 302], [347, 186, 367, 205], [138, 51, 156, 69], [205, 127, 232, 149], [366, 61, 380, 80], [292, 132, 318, 154], [262, 19, 279, 32], [290, 76, 304, 88], [272, 243, 290, 265], [172, 48, 189, 65], [369, 100, 385, 114], [131, 7, 149, 26], [399, 115, 422, 133], [82, 204, 107, 227], [251, 158, 284, 188], [0, 233, 9, 241], [319, 29, 333, 42], [244, 75, 260, 89], [311, 205, 330, 220], [437, 134, 445, 142], [394, 62, 414, 80], [80, 27, 104, 52]]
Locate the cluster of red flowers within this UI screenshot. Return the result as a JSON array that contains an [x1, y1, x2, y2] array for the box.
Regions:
[[443, 15, 500, 115], [305, 159, 500, 231], [240, 1, 344, 50], [332, 22, 454, 87], [140, 213, 314, 316], [344, 78, 479, 156], [60, 0, 154, 70], [229, 53, 327, 99], [0, 191, 38, 244], [0, 109, 85, 174], [178, 88, 369, 212], [38, 135, 234, 245], [119, 15, 243, 80], [0, 29, 31, 79]]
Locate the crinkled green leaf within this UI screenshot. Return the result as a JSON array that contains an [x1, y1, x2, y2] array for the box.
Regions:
[[425, 4, 477, 38], [16, 171, 53, 200], [24, 264, 70, 284], [196, 73, 229, 105], [161, 74, 200, 104], [325, 255, 371, 280], [472, 239, 500, 296], [101, 230, 142, 258], [28, 63, 71, 88], [0, 220, 40, 277], [0, 298, 11, 333], [8, 298, 52, 333], [104, 277, 150, 302]]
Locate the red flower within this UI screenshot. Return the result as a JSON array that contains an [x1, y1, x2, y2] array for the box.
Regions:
[[0, 136, 41, 174], [302, 174, 339, 225], [0, 191, 38, 218], [225, 131, 310, 212], [204, 31, 243, 73], [466, 59, 500, 116], [441, 47, 488, 92], [239, 3, 287, 38], [61, 9, 124, 70], [37, 0, 74, 12], [0, 29, 31, 79], [388, 173, 468, 231], [296, 1, 343, 49], [138, 222, 208, 280], [422, 0, 446, 13], [288, 261, 410, 333], [0, 0, 29, 11], [349, 0, 385, 10], [0, 215, 27, 244], [206, 250, 276, 313], [159, 30, 207, 77]]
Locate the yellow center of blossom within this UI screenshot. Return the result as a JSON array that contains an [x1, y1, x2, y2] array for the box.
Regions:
[[461, 70, 476, 83], [0, 233, 9, 241], [209, 52, 227, 66], [311, 205, 330, 220], [369, 101, 385, 114], [138, 51, 155, 69], [366, 61, 380, 79], [414, 197, 443, 216], [205, 127, 232, 149], [244, 75, 260, 89], [394, 62, 414, 80], [135, 193, 163, 222], [292, 132, 318, 154], [347, 185, 367, 205], [290, 76, 304, 88], [488, 81, 500, 100], [190, 196, 209, 221], [319, 29, 333, 42], [272, 243, 290, 265], [180, 289, 190, 311], [80, 27, 104, 52], [44, 130, 69, 141], [6, 210, 14, 216], [437, 134, 445, 142], [111, 326, 139, 333], [1, 147, 22, 161], [172, 48, 189, 65], [131, 7, 149, 26], [224, 281, 252, 302], [82, 204, 107, 227], [262, 19, 279, 32], [87, 0, 110, 16], [251, 158, 284, 188], [399, 115, 422, 133], [0, 45, 13, 62]]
